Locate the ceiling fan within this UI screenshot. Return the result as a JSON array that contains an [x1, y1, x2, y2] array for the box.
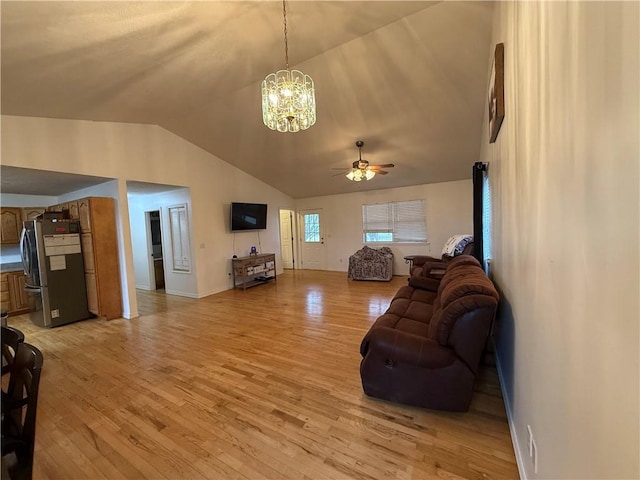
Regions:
[[334, 140, 395, 181]]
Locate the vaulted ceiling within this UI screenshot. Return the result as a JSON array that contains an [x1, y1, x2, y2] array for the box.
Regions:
[[1, 1, 494, 199]]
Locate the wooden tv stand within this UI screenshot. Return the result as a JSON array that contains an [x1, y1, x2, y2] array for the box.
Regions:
[[232, 253, 277, 290]]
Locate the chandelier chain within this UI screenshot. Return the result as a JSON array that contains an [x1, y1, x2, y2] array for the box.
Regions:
[[282, 0, 289, 70], [261, 0, 316, 132]]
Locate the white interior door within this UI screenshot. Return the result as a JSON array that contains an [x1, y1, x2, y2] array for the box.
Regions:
[[279, 209, 295, 269], [299, 209, 326, 270]]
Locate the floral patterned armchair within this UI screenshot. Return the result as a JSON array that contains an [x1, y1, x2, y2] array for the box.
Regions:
[[348, 246, 394, 281]]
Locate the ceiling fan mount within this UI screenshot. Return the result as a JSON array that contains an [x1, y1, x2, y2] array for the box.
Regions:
[[353, 140, 369, 169]]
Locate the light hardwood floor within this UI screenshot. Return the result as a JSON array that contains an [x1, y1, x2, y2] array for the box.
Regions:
[[8, 270, 519, 480]]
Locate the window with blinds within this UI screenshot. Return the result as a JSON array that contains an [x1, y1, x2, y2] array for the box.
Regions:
[[482, 172, 492, 263], [362, 200, 427, 243]]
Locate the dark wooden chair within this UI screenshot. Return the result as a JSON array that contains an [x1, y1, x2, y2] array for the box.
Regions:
[[1, 326, 25, 378], [1, 342, 44, 480]]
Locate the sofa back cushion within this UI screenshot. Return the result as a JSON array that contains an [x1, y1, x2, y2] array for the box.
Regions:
[[428, 267, 499, 345], [443, 254, 481, 271]]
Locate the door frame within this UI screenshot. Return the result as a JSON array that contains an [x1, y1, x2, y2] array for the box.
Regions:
[[144, 211, 157, 289], [145, 209, 166, 290]]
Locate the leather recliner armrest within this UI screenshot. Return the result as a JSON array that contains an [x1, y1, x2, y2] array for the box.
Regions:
[[412, 255, 442, 267], [361, 326, 457, 369], [423, 260, 447, 271]]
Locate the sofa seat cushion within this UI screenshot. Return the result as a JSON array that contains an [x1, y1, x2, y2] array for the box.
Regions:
[[384, 287, 436, 323], [370, 311, 429, 335], [392, 285, 437, 305]]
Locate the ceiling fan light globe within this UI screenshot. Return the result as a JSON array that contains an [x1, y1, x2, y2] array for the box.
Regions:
[[365, 169, 376, 180]]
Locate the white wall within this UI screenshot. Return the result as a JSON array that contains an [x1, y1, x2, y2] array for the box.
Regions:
[[480, 2, 639, 478], [1, 116, 295, 312], [294, 180, 472, 275], [128, 196, 154, 291]]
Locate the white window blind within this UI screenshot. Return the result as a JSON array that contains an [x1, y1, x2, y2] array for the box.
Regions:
[[362, 200, 427, 243], [482, 173, 492, 262]]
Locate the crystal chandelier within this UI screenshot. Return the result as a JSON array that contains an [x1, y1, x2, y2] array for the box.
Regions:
[[262, 0, 316, 133]]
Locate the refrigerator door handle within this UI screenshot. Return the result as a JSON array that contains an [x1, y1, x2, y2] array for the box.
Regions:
[[20, 227, 30, 276]]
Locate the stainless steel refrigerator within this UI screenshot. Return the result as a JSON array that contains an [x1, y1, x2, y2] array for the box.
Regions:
[[20, 218, 92, 327]]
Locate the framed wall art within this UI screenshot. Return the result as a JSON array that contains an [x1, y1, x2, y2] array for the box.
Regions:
[[488, 42, 505, 143]]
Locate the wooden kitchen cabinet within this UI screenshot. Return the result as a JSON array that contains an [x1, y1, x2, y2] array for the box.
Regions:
[[85, 273, 99, 314], [78, 198, 91, 232], [1, 271, 31, 316], [8, 272, 30, 315], [0, 272, 11, 313], [22, 207, 45, 220], [1, 208, 22, 245], [67, 200, 79, 220], [78, 197, 122, 320], [81, 233, 95, 273]]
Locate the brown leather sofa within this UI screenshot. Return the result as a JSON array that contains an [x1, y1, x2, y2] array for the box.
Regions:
[[359, 255, 498, 411]]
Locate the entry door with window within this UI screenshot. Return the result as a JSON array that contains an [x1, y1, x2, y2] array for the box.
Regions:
[[300, 209, 326, 270]]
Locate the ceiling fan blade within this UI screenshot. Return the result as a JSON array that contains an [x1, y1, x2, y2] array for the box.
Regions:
[[331, 168, 349, 170], [374, 170, 389, 175], [369, 163, 395, 169], [332, 172, 348, 177]]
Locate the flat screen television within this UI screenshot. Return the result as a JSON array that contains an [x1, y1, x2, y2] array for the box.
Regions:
[[230, 202, 267, 231]]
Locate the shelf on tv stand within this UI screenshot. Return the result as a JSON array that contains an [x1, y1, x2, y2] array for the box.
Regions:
[[232, 253, 277, 290]]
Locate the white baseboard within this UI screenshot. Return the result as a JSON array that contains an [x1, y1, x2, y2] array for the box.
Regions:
[[197, 289, 221, 299], [122, 310, 139, 319], [164, 289, 199, 298], [493, 337, 527, 480]]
